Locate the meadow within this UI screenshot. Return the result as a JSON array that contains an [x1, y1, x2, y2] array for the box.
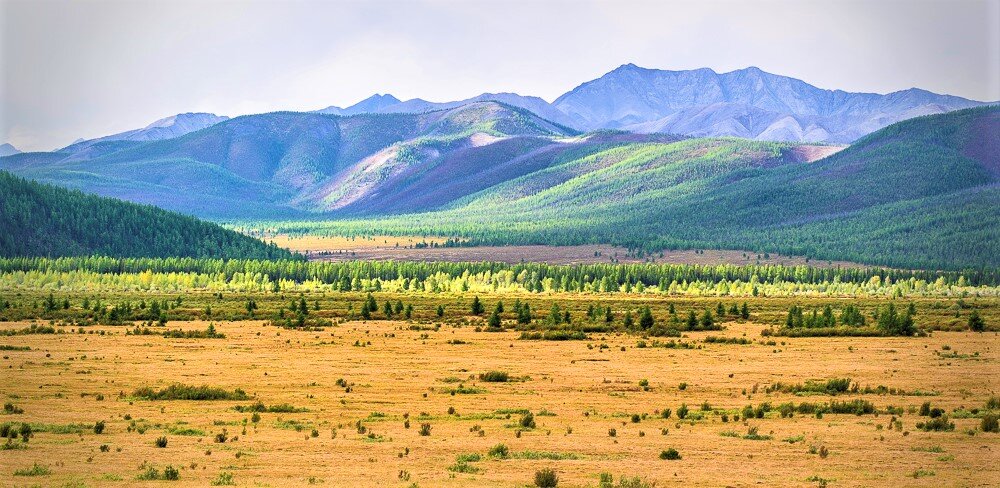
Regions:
[[1, 281, 998, 486]]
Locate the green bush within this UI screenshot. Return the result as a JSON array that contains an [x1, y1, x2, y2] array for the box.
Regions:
[[981, 414, 999, 433], [917, 416, 955, 431], [660, 448, 681, 460], [132, 384, 248, 401], [13, 463, 50, 476], [479, 371, 509, 382], [488, 443, 510, 458], [534, 468, 558, 487]]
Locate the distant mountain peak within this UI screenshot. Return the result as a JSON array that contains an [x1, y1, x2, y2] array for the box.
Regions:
[[0, 143, 21, 157], [554, 64, 988, 140], [143, 112, 228, 130], [368, 93, 401, 103]]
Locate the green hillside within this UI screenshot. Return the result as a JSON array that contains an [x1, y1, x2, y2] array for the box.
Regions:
[[4, 102, 579, 218], [0, 171, 295, 259], [267, 106, 999, 269]]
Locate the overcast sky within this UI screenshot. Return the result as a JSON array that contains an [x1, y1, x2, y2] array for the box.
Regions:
[[2, 0, 998, 151]]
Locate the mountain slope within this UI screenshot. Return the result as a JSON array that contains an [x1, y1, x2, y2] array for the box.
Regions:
[[0, 170, 294, 259], [0, 143, 20, 157], [59, 112, 229, 154], [3, 102, 581, 218], [284, 106, 999, 269], [553, 64, 988, 142], [315, 92, 578, 127]]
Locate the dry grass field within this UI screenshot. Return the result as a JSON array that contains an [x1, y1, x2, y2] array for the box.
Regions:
[[1, 313, 997, 487], [262, 234, 865, 267]]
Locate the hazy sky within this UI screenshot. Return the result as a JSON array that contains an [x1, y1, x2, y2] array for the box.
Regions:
[[2, 0, 998, 151]]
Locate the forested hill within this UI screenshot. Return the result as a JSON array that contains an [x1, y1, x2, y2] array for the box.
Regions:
[[278, 106, 1000, 270], [0, 171, 295, 259]]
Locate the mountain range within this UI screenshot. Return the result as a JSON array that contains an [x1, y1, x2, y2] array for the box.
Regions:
[[275, 105, 1000, 269], [315, 64, 989, 143], [23, 63, 987, 154], [1, 64, 996, 268]]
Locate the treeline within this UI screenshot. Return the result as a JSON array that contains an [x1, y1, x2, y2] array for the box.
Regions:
[[775, 303, 917, 336], [1, 256, 997, 296], [0, 171, 296, 260]]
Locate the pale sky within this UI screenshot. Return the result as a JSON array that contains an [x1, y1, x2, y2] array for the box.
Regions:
[[2, 0, 998, 151]]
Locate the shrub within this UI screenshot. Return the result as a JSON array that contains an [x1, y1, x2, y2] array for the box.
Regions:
[[94, 420, 105, 434], [163, 465, 179, 480], [520, 412, 536, 429], [211, 472, 235, 486], [744, 426, 772, 440], [660, 448, 681, 460], [981, 414, 999, 433], [986, 396, 1000, 410], [677, 404, 688, 419], [448, 461, 480, 474], [488, 443, 510, 458], [13, 463, 50, 476], [479, 371, 509, 382], [534, 468, 559, 487], [419, 423, 432, 436], [917, 416, 955, 431], [137, 465, 160, 481], [154, 436, 168, 448], [3, 403, 23, 414], [132, 384, 248, 401]]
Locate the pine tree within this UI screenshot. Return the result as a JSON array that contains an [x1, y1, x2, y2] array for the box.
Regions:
[[488, 312, 501, 329], [968, 310, 985, 332], [470, 296, 485, 315], [639, 306, 654, 330], [700, 310, 714, 329]]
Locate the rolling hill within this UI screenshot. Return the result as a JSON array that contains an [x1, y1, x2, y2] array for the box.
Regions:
[[2, 102, 588, 218], [275, 106, 999, 269], [58, 112, 229, 154], [0, 170, 295, 259]]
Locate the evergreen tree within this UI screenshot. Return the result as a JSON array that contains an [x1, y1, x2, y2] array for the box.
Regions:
[[639, 306, 654, 330], [488, 312, 501, 329], [470, 296, 485, 315], [968, 310, 985, 332], [623, 311, 634, 329]]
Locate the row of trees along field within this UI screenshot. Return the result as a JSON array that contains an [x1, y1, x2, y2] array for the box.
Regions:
[[0, 257, 997, 297]]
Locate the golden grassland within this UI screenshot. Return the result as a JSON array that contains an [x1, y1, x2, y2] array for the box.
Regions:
[[1, 307, 998, 487]]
